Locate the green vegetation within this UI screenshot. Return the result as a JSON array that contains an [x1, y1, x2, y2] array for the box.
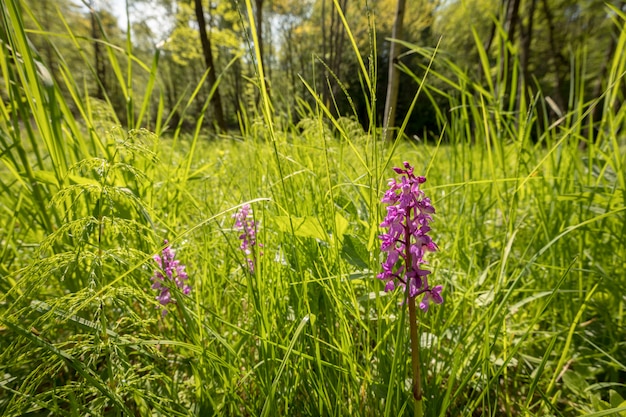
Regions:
[[1, 0, 626, 415]]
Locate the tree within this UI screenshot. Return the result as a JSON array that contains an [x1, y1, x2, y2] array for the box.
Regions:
[[383, 0, 406, 140], [88, 0, 106, 100], [193, 0, 226, 131], [255, 0, 264, 68], [318, 0, 349, 107], [267, 0, 314, 109]]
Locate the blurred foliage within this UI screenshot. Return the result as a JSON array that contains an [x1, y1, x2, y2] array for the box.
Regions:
[[8, 0, 624, 137]]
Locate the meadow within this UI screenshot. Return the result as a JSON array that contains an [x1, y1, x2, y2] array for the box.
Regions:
[[1, 1, 626, 415]]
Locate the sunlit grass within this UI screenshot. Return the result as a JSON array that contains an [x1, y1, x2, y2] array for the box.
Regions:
[[1, 1, 626, 416]]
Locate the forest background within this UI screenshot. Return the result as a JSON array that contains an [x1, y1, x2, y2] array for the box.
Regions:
[[15, 0, 625, 137]]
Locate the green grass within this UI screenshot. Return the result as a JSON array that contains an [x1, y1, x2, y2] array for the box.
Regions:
[[2, 0, 626, 415]]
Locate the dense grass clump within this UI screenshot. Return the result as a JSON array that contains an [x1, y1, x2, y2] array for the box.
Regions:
[[2, 1, 626, 416]]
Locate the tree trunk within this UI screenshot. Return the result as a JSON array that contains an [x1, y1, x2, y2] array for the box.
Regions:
[[193, 0, 226, 131], [253, 0, 271, 101], [586, 0, 625, 143], [517, 0, 536, 111], [90, 1, 105, 100], [330, 0, 348, 97], [494, 0, 520, 103], [255, 0, 264, 68], [319, 0, 348, 109], [504, 0, 521, 46], [383, 0, 407, 140], [540, 0, 567, 112]]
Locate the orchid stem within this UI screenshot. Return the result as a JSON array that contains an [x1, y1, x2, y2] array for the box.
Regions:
[[408, 294, 423, 417]]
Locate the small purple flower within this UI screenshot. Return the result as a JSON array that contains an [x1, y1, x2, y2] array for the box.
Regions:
[[151, 240, 191, 316], [420, 284, 443, 312], [233, 204, 262, 272], [378, 162, 443, 312]]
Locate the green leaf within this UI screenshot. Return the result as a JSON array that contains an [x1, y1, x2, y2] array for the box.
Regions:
[[334, 211, 349, 238], [583, 404, 626, 417], [274, 215, 327, 241], [562, 370, 588, 396], [610, 390, 626, 410], [341, 234, 369, 269], [31, 170, 60, 186]]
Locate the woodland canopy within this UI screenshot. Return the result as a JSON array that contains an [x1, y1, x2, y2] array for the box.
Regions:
[[8, 0, 626, 137]]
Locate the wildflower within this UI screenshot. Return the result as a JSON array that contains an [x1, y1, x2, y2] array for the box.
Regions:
[[151, 240, 190, 316], [378, 162, 443, 311], [233, 204, 262, 272]]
